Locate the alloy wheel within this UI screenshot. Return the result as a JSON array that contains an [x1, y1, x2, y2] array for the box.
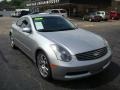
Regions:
[[37, 52, 50, 78]]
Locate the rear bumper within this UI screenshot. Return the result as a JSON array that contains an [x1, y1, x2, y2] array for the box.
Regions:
[[51, 54, 112, 80]]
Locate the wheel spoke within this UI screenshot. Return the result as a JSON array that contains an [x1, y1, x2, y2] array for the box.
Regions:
[[37, 53, 49, 78]]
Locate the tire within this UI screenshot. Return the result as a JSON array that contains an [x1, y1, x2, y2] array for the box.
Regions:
[[10, 35, 17, 49], [82, 17, 85, 21], [89, 18, 92, 22], [112, 17, 114, 20], [36, 51, 52, 80], [98, 20, 101, 22]]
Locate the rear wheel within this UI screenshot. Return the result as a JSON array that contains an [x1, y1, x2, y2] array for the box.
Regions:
[[36, 51, 52, 80], [98, 20, 101, 22], [89, 18, 92, 22], [82, 17, 85, 21], [112, 17, 114, 20], [10, 35, 16, 49]]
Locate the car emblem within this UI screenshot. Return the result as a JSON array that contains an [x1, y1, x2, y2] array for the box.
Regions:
[[93, 52, 100, 56]]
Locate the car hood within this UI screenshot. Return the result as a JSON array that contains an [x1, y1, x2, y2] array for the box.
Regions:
[[40, 29, 106, 54]]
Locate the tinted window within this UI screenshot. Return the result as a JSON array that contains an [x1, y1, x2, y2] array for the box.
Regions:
[[97, 12, 101, 14], [33, 16, 76, 32], [21, 18, 31, 28], [51, 10, 59, 13], [21, 20, 28, 28], [60, 10, 66, 13]]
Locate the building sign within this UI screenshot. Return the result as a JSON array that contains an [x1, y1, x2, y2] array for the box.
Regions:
[[26, 0, 60, 7]]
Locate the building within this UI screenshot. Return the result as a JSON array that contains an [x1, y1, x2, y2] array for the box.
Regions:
[[0, 1, 15, 11], [26, 0, 112, 17], [112, 0, 120, 11]]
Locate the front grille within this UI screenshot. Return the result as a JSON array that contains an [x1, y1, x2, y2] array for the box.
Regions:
[[76, 47, 108, 61]]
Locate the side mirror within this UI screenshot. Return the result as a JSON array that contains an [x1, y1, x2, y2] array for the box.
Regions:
[[22, 27, 31, 33]]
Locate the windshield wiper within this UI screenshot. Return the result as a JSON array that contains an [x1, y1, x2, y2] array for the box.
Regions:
[[38, 29, 57, 32], [57, 28, 76, 31], [37, 28, 76, 32]]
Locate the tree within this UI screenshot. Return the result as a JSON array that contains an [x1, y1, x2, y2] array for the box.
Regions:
[[10, 0, 23, 8], [0, 0, 27, 8]]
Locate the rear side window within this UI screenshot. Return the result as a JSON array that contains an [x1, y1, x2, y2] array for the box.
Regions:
[[21, 17, 31, 28], [51, 10, 59, 13], [97, 12, 100, 14], [16, 18, 23, 27], [16, 17, 31, 28], [21, 20, 28, 28], [60, 10, 66, 13]]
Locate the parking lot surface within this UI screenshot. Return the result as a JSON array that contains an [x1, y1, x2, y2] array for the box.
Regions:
[[0, 17, 120, 90]]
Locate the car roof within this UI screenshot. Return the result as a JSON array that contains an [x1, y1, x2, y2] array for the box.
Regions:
[[48, 9, 65, 10], [97, 11, 105, 12], [24, 13, 62, 18]]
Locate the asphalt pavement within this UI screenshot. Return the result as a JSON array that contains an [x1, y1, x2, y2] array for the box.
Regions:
[[0, 17, 120, 90]]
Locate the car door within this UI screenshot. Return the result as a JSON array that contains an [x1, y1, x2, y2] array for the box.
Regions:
[[14, 17, 34, 57], [12, 17, 24, 48], [20, 17, 35, 57]]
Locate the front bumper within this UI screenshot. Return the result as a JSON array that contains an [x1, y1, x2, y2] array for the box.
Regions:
[[51, 52, 112, 80]]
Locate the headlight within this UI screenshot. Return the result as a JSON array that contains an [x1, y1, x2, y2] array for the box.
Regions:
[[51, 44, 72, 62]]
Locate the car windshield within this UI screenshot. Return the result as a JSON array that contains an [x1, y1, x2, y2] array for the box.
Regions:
[[33, 16, 76, 32]]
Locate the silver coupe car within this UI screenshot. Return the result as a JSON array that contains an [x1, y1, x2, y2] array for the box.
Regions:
[[10, 14, 112, 80]]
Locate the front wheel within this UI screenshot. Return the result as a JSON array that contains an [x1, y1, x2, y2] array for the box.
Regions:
[[36, 51, 52, 80]]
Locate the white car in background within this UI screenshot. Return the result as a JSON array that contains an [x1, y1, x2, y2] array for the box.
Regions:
[[43, 9, 68, 17], [96, 11, 108, 21], [11, 11, 20, 17], [11, 9, 30, 17]]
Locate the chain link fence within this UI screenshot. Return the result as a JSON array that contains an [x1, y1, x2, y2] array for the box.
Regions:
[[0, 11, 14, 17]]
